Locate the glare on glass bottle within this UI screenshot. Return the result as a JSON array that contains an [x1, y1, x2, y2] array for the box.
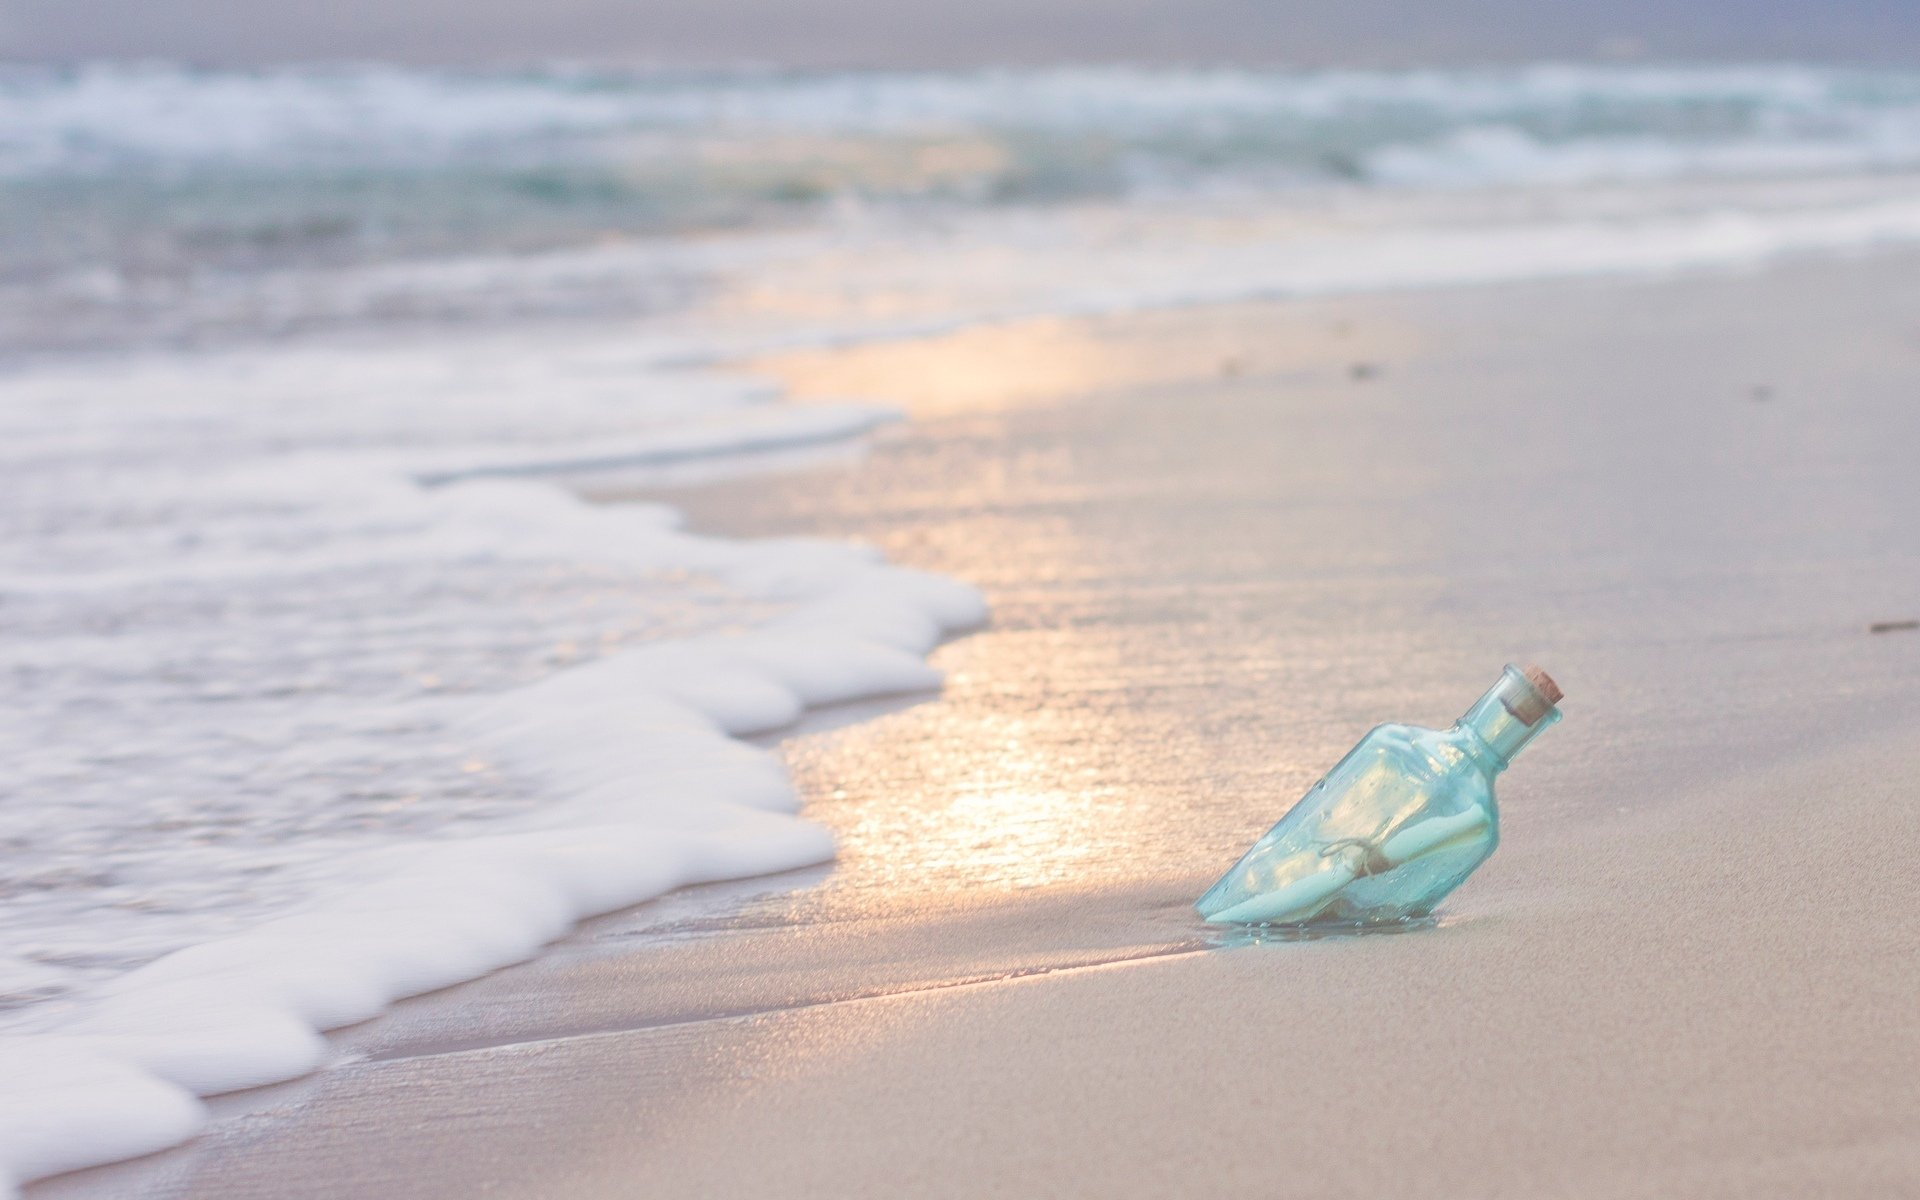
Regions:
[[1196, 664, 1563, 927]]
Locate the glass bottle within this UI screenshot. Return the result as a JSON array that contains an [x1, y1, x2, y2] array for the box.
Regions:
[[1196, 664, 1562, 927]]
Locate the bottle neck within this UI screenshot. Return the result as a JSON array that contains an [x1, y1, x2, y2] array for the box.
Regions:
[[1454, 666, 1562, 772]]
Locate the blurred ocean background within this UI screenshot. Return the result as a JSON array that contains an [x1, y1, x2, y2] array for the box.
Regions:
[[12, 62, 1920, 352]]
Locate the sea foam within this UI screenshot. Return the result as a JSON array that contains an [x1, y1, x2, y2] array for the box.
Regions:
[[0, 556, 981, 1194], [0, 331, 981, 1196]]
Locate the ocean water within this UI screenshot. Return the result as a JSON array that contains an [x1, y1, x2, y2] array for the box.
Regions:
[[12, 62, 1920, 351], [8, 60, 1920, 1193]]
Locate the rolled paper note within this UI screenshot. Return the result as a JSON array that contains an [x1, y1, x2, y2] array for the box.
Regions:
[[1376, 806, 1491, 868], [1205, 806, 1494, 926], [1206, 863, 1359, 925]]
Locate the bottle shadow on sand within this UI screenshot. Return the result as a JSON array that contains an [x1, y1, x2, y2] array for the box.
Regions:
[[1202, 912, 1444, 948]]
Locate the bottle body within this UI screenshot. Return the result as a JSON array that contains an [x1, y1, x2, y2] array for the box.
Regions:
[[1196, 666, 1559, 927]]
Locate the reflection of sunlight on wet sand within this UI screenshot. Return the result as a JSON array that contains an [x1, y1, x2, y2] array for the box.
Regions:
[[853, 785, 1105, 892], [644, 294, 1477, 1161], [780, 621, 1145, 908], [715, 299, 1453, 921], [746, 303, 1427, 419]]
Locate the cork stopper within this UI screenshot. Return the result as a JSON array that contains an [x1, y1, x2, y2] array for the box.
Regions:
[[1522, 664, 1563, 707], [1497, 663, 1562, 726]]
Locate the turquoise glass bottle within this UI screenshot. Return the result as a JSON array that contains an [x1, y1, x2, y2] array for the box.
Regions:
[[1197, 665, 1562, 927]]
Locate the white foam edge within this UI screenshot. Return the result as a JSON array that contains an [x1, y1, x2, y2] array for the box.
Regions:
[[411, 401, 900, 486], [0, 485, 985, 1198]]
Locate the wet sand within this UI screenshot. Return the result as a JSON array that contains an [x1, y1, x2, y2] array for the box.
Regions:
[[35, 254, 1920, 1198]]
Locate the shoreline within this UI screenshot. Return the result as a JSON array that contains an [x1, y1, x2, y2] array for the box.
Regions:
[[30, 251, 1920, 1197]]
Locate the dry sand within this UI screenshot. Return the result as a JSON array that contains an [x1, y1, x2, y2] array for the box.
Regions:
[[36, 255, 1920, 1198]]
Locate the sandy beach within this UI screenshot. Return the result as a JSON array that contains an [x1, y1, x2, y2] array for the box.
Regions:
[[31, 251, 1920, 1198]]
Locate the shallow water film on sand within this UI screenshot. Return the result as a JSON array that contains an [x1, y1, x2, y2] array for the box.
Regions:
[[7, 58, 1920, 1194]]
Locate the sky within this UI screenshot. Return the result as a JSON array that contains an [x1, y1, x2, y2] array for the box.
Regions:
[[3, 0, 1918, 67]]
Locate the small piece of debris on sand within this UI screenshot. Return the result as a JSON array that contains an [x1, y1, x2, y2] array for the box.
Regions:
[[1350, 362, 1381, 381], [1868, 619, 1919, 633]]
